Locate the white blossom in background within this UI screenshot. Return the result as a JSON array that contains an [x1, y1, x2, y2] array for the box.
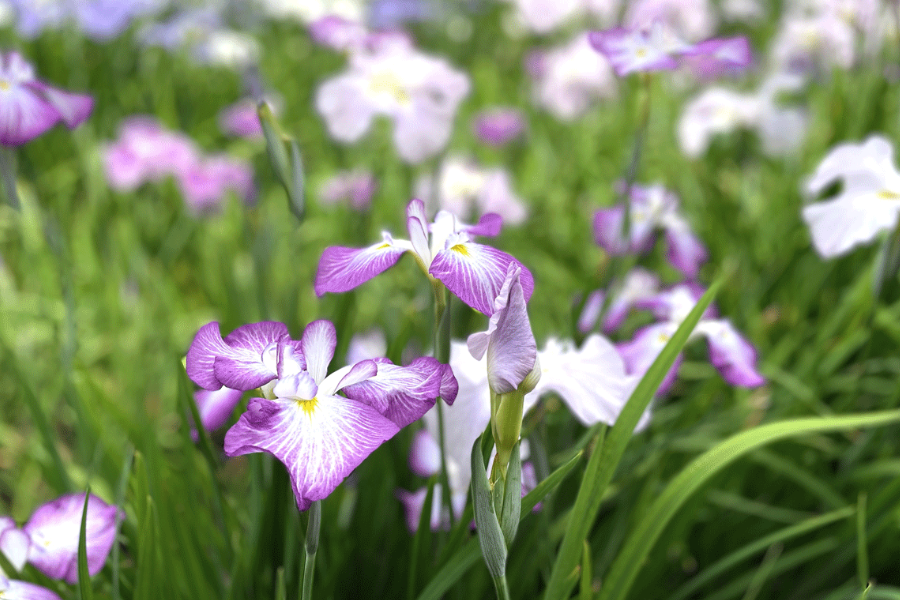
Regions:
[[257, 0, 365, 23], [801, 136, 900, 258], [624, 0, 717, 42]]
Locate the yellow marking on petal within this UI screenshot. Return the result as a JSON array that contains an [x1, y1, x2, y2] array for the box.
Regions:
[[878, 189, 900, 200], [375, 243, 391, 250], [297, 397, 318, 416], [0, 80, 9, 91], [450, 243, 469, 256], [657, 333, 670, 343], [369, 71, 410, 105]]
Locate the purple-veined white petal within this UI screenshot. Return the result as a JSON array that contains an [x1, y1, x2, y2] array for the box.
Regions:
[[406, 198, 432, 264], [186, 321, 287, 391], [277, 340, 306, 380], [314, 233, 409, 296], [440, 364, 459, 404], [193, 386, 243, 436], [801, 195, 900, 258], [331, 359, 379, 394], [409, 429, 441, 477], [603, 268, 660, 333], [24, 494, 121, 584], [301, 320, 338, 385], [0, 579, 62, 600], [0, 518, 29, 571], [224, 395, 400, 511], [697, 319, 765, 387], [616, 322, 682, 395], [664, 218, 708, 278], [588, 26, 679, 77], [273, 371, 319, 401], [342, 357, 445, 427], [315, 73, 377, 142], [0, 85, 60, 146], [525, 336, 633, 427], [430, 238, 534, 316]]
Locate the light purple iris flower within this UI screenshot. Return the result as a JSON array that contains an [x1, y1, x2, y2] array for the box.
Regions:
[[8, 0, 162, 40], [589, 22, 751, 78], [0, 51, 93, 146], [594, 183, 708, 279], [577, 267, 660, 334], [315, 35, 469, 163], [218, 99, 264, 138], [616, 283, 765, 394], [193, 386, 244, 437], [319, 170, 377, 211], [0, 517, 29, 572], [315, 198, 534, 316], [186, 319, 456, 510], [17, 494, 120, 584], [472, 107, 525, 146], [0, 577, 61, 600]]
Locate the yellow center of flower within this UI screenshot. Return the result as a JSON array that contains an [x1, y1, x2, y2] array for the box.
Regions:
[[450, 243, 469, 256], [369, 71, 409, 105], [376, 242, 391, 250], [0, 80, 9, 91], [657, 332, 671, 343], [636, 48, 647, 58], [878, 189, 900, 200], [297, 397, 318, 417]]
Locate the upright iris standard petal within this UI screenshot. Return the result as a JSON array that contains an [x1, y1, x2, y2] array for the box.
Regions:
[[314, 233, 409, 296], [430, 238, 535, 316], [224, 395, 400, 511], [186, 321, 288, 391], [193, 386, 243, 436], [0, 517, 29, 571], [342, 357, 448, 426], [23, 494, 120, 584], [300, 320, 338, 385]]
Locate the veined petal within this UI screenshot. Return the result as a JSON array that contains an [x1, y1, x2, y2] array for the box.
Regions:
[[224, 396, 400, 510], [314, 233, 408, 296], [801, 195, 900, 258], [194, 386, 243, 436], [593, 206, 629, 254], [440, 363, 459, 405], [463, 213, 502, 237], [697, 320, 765, 388], [186, 321, 287, 391], [406, 198, 432, 265], [0, 85, 60, 146], [301, 320, 337, 385], [430, 241, 534, 316], [664, 218, 708, 279], [333, 359, 379, 393], [0, 580, 62, 600], [616, 322, 682, 395], [478, 266, 536, 394], [28, 82, 93, 128], [409, 429, 441, 477], [24, 494, 121, 584], [273, 371, 319, 401], [342, 357, 445, 427]]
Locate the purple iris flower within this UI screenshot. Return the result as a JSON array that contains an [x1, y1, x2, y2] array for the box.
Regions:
[[7, 493, 121, 585], [8, 0, 162, 40], [319, 170, 377, 211], [315, 198, 534, 316], [186, 319, 457, 510], [577, 267, 660, 335], [0, 52, 93, 146], [0, 577, 61, 600], [593, 182, 707, 279], [616, 283, 765, 394], [472, 107, 525, 146]]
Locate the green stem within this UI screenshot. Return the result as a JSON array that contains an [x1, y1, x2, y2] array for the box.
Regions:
[[0, 146, 20, 209], [492, 575, 512, 600], [433, 283, 455, 527], [301, 501, 320, 600]]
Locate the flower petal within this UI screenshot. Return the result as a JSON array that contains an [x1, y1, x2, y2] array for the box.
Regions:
[[481, 266, 537, 394], [0, 579, 62, 600], [0, 85, 60, 146], [430, 241, 534, 316], [342, 357, 445, 426], [24, 494, 121, 584], [28, 82, 93, 128], [802, 195, 900, 258], [314, 234, 408, 296], [301, 320, 338, 385], [440, 363, 459, 405], [0, 524, 30, 571], [224, 396, 400, 510], [616, 322, 682, 395], [406, 198, 432, 264], [664, 218, 708, 279], [409, 429, 441, 477], [186, 321, 287, 391], [463, 213, 503, 237], [593, 206, 629, 254], [194, 386, 243, 435], [698, 320, 766, 388]]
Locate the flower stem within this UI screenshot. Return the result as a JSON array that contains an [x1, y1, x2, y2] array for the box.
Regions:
[[432, 282, 455, 527], [492, 574, 512, 600], [0, 147, 20, 210], [301, 501, 320, 600]]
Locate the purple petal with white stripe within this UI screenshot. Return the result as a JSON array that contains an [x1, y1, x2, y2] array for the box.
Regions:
[[0, 579, 62, 600], [193, 386, 243, 436], [664, 221, 708, 278], [0, 85, 60, 146], [430, 239, 534, 316], [314, 234, 408, 296], [24, 493, 121, 584], [186, 321, 287, 391], [301, 320, 337, 385], [28, 82, 93, 128], [224, 395, 400, 511], [342, 357, 445, 427], [699, 320, 765, 388]]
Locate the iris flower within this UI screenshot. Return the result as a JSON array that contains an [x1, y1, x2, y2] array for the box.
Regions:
[[0, 51, 93, 146], [315, 198, 534, 316], [187, 319, 456, 510]]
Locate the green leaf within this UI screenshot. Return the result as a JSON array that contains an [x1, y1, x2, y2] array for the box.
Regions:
[[499, 441, 522, 549], [857, 493, 869, 591], [471, 434, 507, 581], [580, 541, 592, 600], [596, 409, 900, 600], [77, 487, 94, 600], [543, 280, 722, 600]]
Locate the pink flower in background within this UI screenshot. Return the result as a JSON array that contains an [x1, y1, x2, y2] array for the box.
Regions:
[[578, 267, 660, 334], [218, 99, 263, 138], [503, 0, 621, 35], [416, 156, 527, 226], [624, 0, 717, 43], [315, 36, 469, 163], [593, 183, 708, 278], [0, 51, 93, 146], [528, 33, 617, 121], [308, 15, 369, 51], [472, 107, 525, 146], [176, 154, 254, 214], [320, 169, 377, 211]]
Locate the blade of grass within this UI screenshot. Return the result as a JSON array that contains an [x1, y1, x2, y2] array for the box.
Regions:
[[77, 487, 94, 600], [739, 543, 782, 600], [543, 280, 722, 600], [596, 409, 900, 600], [857, 493, 869, 591]]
